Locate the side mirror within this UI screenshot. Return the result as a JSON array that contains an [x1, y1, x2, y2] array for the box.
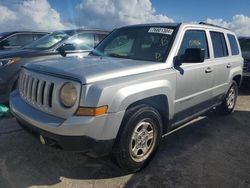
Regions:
[[57, 43, 76, 57], [183, 48, 205, 63], [0, 41, 9, 49], [56, 46, 67, 57]]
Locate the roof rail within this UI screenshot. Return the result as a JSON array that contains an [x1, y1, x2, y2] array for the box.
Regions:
[[199, 22, 229, 30]]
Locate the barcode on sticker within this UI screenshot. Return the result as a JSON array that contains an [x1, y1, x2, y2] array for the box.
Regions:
[[148, 27, 174, 35]]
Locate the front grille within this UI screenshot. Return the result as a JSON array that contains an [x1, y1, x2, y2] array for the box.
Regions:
[[17, 68, 81, 119], [19, 71, 54, 109], [243, 59, 250, 73]]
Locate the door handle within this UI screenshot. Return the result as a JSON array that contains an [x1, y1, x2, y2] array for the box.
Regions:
[[205, 67, 213, 73], [227, 63, 232, 68]]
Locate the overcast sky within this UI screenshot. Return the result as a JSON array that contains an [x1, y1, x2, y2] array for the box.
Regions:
[[0, 0, 250, 36]]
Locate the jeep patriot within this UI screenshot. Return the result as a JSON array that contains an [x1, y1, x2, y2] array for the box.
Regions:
[[10, 23, 243, 172]]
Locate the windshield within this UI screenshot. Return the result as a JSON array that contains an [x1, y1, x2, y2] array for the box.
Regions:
[[239, 38, 250, 52], [92, 26, 176, 62], [0, 32, 10, 39], [23, 32, 69, 49]]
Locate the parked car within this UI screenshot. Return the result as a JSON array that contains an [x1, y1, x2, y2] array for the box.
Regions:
[[10, 23, 243, 172], [238, 37, 250, 77], [0, 31, 48, 50], [0, 29, 109, 104]]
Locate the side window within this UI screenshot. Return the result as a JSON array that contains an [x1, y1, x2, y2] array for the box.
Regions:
[[34, 34, 46, 41], [94, 34, 107, 47], [65, 33, 95, 51], [178, 30, 209, 59], [210, 31, 228, 58], [227, 34, 240, 55], [98, 34, 107, 42], [3, 34, 34, 47]]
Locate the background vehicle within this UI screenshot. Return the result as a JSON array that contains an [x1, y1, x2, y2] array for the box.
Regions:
[[238, 37, 250, 77], [0, 31, 48, 50], [0, 29, 109, 104], [10, 23, 243, 172]]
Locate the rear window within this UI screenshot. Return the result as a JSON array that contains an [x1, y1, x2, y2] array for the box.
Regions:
[[210, 31, 228, 58], [227, 34, 240, 55]]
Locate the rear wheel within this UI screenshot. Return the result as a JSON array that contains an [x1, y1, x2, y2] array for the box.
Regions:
[[218, 81, 238, 115], [112, 104, 162, 173]]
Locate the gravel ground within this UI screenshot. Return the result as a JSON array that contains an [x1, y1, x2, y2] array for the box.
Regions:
[[0, 85, 250, 188]]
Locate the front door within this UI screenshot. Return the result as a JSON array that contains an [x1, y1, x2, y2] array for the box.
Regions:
[[173, 29, 214, 124]]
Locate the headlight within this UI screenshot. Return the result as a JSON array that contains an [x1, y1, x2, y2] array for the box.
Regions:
[[0, 58, 19, 67], [59, 82, 77, 108]]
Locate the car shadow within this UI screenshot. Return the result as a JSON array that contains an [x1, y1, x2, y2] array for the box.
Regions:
[[1, 109, 250, 188]]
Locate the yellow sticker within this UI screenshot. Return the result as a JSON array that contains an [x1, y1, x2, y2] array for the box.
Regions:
[[160, 36, 169, 46], [155, 53, 162, 61]]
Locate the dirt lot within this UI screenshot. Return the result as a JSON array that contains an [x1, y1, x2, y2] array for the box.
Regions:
[[0, 84, 250, 188]]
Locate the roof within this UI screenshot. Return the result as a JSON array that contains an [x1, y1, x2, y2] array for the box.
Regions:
[[0, 31, 49, 35], [52, 28, 110, 36], [120, 23, 181, 29], [117, 22, 234, 33]]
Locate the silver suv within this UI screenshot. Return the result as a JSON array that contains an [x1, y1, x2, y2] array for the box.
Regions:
[[10, 23, 243, 172]]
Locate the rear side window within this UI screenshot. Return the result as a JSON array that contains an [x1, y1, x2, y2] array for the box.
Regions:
[[210, 31, 228, 58], [65, 33, 95, 51], [178, 30, 209, 59], [227, 34, 240, 55], [98, 34, 107, 42], [2, 34, 34, 47]]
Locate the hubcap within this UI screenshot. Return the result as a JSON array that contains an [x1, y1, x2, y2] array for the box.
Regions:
[[129, 119, 156, 162], [226, 87, 236, 109]]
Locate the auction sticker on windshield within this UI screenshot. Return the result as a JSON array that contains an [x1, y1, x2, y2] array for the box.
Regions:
[[148, 27, 174, 35]]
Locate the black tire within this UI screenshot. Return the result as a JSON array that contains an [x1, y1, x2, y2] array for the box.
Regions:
[[111, 104, 163, 173], [218, 81, 238, 115]]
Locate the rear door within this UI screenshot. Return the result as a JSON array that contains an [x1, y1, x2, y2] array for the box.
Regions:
[[209, 31, 233, 103], [173, 29, 215, 123]]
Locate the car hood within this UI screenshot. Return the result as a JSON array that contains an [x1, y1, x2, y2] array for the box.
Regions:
[[25, 56, 166, 84], [0, 48, 45, 59], [242, 51, 250, 60]]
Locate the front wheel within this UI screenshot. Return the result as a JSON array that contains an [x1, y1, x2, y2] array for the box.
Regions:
[[218, 81, 238, 115], [111, 104, 163, 173]]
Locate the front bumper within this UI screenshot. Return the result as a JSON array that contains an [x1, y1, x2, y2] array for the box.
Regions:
[[10, 91, 125, 155]]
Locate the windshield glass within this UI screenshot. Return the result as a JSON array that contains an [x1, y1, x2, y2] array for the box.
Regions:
[[0, 32, 10, 39], [92, 26, 176, 62], [23, 32, 69, 49], [239, 38, 250, 51]]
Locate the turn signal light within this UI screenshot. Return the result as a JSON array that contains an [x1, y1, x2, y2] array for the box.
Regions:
[[76, 106, 108, 116]]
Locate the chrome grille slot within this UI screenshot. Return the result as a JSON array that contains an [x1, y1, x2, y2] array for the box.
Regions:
[[19, 72, 54, 110], [31, 79, 38, 103], [37, 80, 45, 106], [27, 77, 33, 100], [48, 83, 54, 108]]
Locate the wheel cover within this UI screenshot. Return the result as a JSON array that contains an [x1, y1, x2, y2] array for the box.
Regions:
[[129, 119, 156, 162], [226, 87, 236, 109]]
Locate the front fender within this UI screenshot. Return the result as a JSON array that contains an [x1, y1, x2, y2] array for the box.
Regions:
[[109, 79, 175, 119]]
